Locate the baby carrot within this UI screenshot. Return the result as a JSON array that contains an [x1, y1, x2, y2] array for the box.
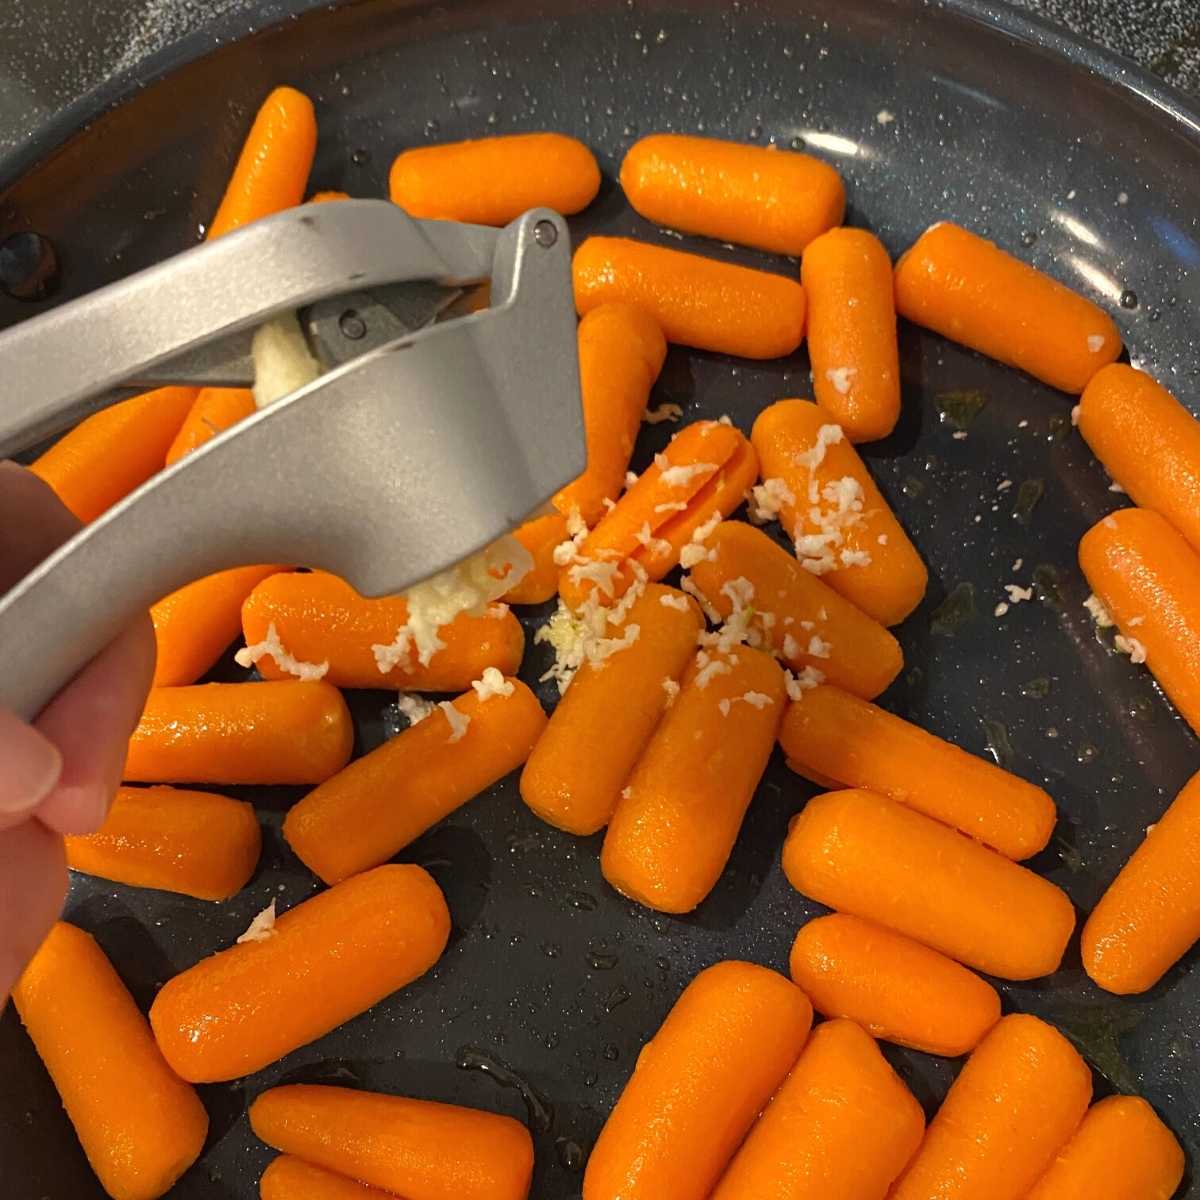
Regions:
[[788, 914, 1001, 1056], [620, 134, 844, 256], [390, 131, 600, 226], [286, 679, 546, 884], [890, 1014, 1092, 1200], [801, 227, 900, 442], [261, 1157, 393, 1200], [689, 521, 903, 699], [165, 387, 257, 465], [782, 789, 1075, 979], [779, 684, 1055, 859], [65, 785, 260, 901], [241, 569, 525, 690], [124, 681, 352, 785], [150, 864, 449, 1082], [521, 583, 703, 834], [307, 190, 350, 203], [751, 399, 926, 625], [710, 1018, 924, 1200], [894, 221, 1122, 393], [250, 1083, 534, 1200], [1079, 507, 1200, 736], [583, 960, 813, 1200], [505, 512, 568, 604], [13, 922, 208, 1200], [1081, 769, 1200, 994], [602, 646, 785, 912], [1026, 1096, 1184, 1200], [573, 236, 807, 359]]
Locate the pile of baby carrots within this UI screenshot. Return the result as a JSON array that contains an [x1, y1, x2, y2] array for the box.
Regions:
[[13, 79, 1199, 1200]]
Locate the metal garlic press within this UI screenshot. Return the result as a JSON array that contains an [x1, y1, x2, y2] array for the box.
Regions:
[[0, 200, 584, 719]]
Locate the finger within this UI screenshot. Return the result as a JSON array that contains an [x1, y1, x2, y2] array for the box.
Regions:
[[0, 819, 67, 1004], [0, 707, 63, 829], [0, 460, 80, 590]]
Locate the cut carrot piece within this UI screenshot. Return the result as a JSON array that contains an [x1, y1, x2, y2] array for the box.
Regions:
[[65, 785, 260, 901], [307, 190, 350, 203], [620, 134, 844, 256], [573, 236, 806, 359], [124, 681, 352, 785], [751, 399, 926, 625], [521, 583, 703, 834], [261, 1156, 393, 1200], [689, 521, 902, 699], [241, 570, 525, 689], [801, 227, 900, 442], [1082, 769, 1200, 994], [390, 131, 599, 226], [601, 646, 785, 912], [1026, 1095, 1184, 1200], [152, 563, 281, 686], [150, 864, 449, 1082], [894, 221, 1121, 393], [891, 1014, 1092, 1200], [286, 679, 546, 884], [782, 789, 1074, 979], [779, 684, 1055, 859], [165, 387, 257, 465], [583, 961, 813, 1200], [504, 512, 568, 605], [711, 1018, 924, 1200], [788, 914, 1000, 1056], [13, 922, 208, 1200]]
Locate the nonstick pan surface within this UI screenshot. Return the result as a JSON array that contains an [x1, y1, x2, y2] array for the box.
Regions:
[[2, 1, 1200, 1196]]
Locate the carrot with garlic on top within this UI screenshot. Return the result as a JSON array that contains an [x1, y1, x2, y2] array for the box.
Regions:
[[1079, 507, 1200, 736], [504, 511, 569, 605], [890, 1014, 1092, 1200], [894, 220, 1122, 392], [751, 399, 926, 625], [150, 864, 449, 1082], [251, 1084, 534, 1200], [165, 387, 257, 465], [583, 961, 813, 1200], [260, 1157, 395, 1200], [782, 790, 1074, 979], [689, 521, 903, 699], [390, 131, 599, 226], [789, 914, 1000, 1056], [780, 684, 1055, 859], [620, 134, 844, 256], [801, 227, 900, 442], [711, 1018, 924, 1200], [13, 923, 208, 1200], [65, 786, 260, 901], [602, 646, 785, 913], [573, 236, 807, 359], [124, 680, 352, 785]]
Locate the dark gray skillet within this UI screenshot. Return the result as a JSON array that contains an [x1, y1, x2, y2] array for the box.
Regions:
[[3, 0, 1200, 1196]]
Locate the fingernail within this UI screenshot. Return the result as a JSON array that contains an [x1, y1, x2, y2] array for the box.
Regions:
[[0, 709, 62, 814]]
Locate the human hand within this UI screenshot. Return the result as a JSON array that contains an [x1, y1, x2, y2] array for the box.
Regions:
[[0, 462, 154, 1000]]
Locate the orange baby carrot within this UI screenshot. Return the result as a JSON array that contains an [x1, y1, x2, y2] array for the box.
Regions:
[[583, 961, 813, 1200], [894, 221, 1122, 393], [710, 1018, 924, 1200], [150, 864, 449, 1082], [521, 583, 703, 834], [1082, 769, 1200, 994], [779, 684, 1055, 859], [751, 399, 926, 625], [782, 790, 1074, 979], [65, 785, 260, 901], [250, 1084, 534, 1200], [573, 236, 806, 359], [165, 387, 257, 465], [504, 512, 569, 604], [1079, 507, 1200, 736], [1025, 1095, 1184, 1200], [241, 569, 525, 690], [620, 134, 844, 256], [13, 922, 208, 1200], [801, 227, 900, 442], [260, 1156, 394, 1200], [151, 563, 281, 686], [689, 521, 903, 699], [390, 131, 600, 226], [307, 189, 350, 203], [286, 679, 546, 884], [124, 681, 352, 785], [890, 1014, 1092, 1200], [601, 646, 784, 912], [788, 914, 1001, 1056]]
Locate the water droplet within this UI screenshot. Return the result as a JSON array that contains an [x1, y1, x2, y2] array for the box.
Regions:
[[1120, 289, 1138, 309], [567, 889, 598, 912], [789, 135, 805, 150], [604, 984, 632, 1011], [655, 956, 670, 970], [351, 147, 369, 165], [655, 28, 668, 43], [1077, 743, 1099, 764], [340, 83, 352, 96], [541, 942, 560, 959], [584, 1071, 598, 1087], [602, 1043, 620, 1061], [748, 124, 763, 140], [424, 119, 440, 136], [1020, 229, 1038, 247], [556, 1138, 585, 1170], [456, 1045, 554, 1133], [0, 231, 59, 301], [544, 1031, 561, 1050], [588, 951, 619, 970]]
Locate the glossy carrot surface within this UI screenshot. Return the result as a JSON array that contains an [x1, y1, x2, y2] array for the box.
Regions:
[[260, 1156, 395, 1200], [165, 387, 257, 465]]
